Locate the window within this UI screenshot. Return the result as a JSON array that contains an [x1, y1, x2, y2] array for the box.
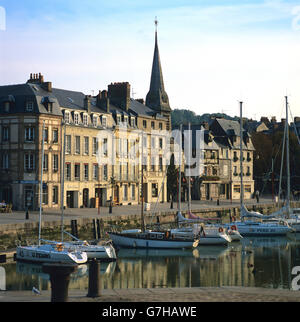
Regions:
[[151, 157, 155, 172], [124, 116, 128, 126], [245, 185, 251, 193], [151, 137, 156, 149], [159, 138, 163, 149], [103, 138, 108, 156], [93, 115, 98, 127], [2, 126, 9, 142], [143, 136, 147, 148], [93, 164, 99, 180], [151, 121, 155, 129], [75, 136, 80, 154], [83, 114, 88, 126], [233, 166, 237, 176], [42, 185, 48, 205], [25, 127, 35, 142], [84, 137, 89, 155], [53, 154, 59, 172], [123, 185, 128, 201], [84, 164, 89, 181], [93, 137, 98, 155], [117, 115, 121, 125], [143, 120, 147, 128], [159, 156, 163, 171], [102, 116, 107, 127], [43, 154, 48, 171], [159, 123, 163, 130], [52, 186, 58, 204], [131, 184, 135, 200], [75, 164, 80, 181], [124, 162, 128, 181], [43, 128, 48, 142], [103, 164, 108, 181], [52, 128, 58, 143], [74, 113, 79, 125], [66, 135, 71, 154], [24, 153, 35, 171], [65, 163, 71, 180], [131, 118, 136, 127], [233, 185, 240, 193], [2, 153, 9, 169], [26, 101, 34, 112], [152, 183, 158, 198], [64, 111, 70, 124]]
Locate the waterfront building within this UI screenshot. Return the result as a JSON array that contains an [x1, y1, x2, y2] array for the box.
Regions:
[[0, 27, 171, 210]]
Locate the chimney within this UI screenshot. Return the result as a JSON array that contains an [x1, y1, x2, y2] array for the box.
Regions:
[[96, 90, 110, 113], [108, 82, 131, 111], [271, 116, 277, 124], [84, 95, 91, 113], [41, 81, 52, 92], [294, 116, 300, 123]]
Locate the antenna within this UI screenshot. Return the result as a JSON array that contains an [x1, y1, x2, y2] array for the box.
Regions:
[[132, 87, 136, 99]]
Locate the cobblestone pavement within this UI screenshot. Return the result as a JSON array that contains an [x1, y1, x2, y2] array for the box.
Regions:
[[1, 287, 300, 302]]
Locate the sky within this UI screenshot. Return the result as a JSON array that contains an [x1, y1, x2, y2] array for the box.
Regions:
[[0, 0, 300, 121]]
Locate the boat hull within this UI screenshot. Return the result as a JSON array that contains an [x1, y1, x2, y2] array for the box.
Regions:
[[224, 223, 292, 237], [108, 232, 195, 249], [16, 245, 87, 264]]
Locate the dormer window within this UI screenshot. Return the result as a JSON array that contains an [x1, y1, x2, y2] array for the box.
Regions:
[[131, 117, 136, 127], [83, 114, 88, 127], [26, 101, 34, 112], [64, 111, 70, 124], [74, 113, 79, 125], [93, 115, 98, 127], [117, 115, 121, 125], [41, 97, 54, 113], [124, 116, 128, 125], [102, 116, 107, 127]]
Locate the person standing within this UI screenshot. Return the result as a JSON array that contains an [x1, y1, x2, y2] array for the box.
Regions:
[[255, 190, 260, 203]]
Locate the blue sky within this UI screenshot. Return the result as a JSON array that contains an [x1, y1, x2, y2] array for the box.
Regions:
[[1, 0, 300, 120]]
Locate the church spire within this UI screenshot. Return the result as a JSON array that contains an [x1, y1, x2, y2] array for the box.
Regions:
[[146, 18, 171, 113]]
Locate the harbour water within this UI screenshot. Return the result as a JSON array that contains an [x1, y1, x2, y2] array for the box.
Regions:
[[2, 235, 300, 292]]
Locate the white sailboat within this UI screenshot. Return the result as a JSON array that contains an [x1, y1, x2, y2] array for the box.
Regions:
[[108, 129, 199, 249], [223, 101, 293, 237], [16, 121, 88, 264], [265, 96, 300, 231]]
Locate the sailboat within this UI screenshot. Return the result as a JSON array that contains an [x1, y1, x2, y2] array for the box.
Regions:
[[16, 121, 88, 264], [223, 101, 293, 237], [264, 97, 300, 231], [173, 123, 233, 245], [108, 130, 199, 249]]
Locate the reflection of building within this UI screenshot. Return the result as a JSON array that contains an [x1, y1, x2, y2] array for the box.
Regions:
[[0, 26, 171, 210]]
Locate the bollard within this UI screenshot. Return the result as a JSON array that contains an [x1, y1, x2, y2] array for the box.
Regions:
[[25, 208, 29, 220], [42, 263, 78, 302], [109, 197, 113, 214], [92, 219, 98, 240], [0, 254, 6, 263], [87, 259, 101, 298]]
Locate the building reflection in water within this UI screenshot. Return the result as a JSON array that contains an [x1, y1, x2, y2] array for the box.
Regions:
[[3, 236, 300, 291]]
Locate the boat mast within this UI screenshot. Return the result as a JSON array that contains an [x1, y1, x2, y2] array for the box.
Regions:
[[278, 116, 286, 210], [141, 131, 145, 232], [239, 101, 244, 208], [178, 124, 182, 214], [285, 96, 290, 217], [188, 122, 191, 214], [38, 120, 45, 246], [60, 122, 66, 242]]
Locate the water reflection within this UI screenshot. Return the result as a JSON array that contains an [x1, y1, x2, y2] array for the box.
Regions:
[[2, 235, 300, 291]]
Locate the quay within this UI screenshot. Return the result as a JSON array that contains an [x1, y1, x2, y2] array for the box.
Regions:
[[1, 286, 300, 302], [1, 197, 299, 237]]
